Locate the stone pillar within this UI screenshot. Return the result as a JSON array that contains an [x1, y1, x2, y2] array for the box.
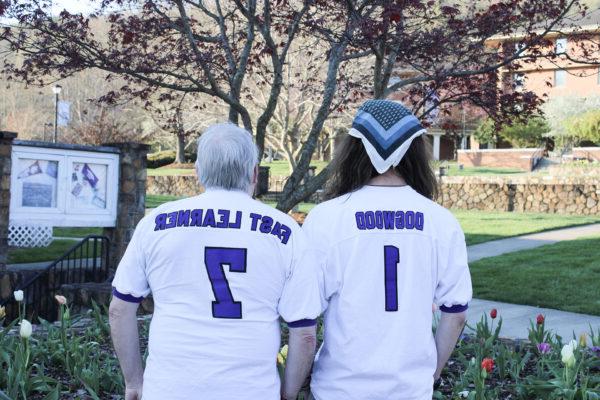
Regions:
[[0, 131, 17, 272], [102, 142, 150, 273]]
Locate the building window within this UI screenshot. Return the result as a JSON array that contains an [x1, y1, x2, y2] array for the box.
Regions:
[[513, 73, 525, 91], [554, 69, 567, 87], [555, 37, 567, 54]]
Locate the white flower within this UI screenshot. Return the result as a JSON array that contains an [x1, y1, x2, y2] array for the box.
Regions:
[[561, 342, 576, 368], [20, 319, 32, 339], [14, 290, 24, 302], [458, 390, 470, 398], [568, 339, 578, 350]]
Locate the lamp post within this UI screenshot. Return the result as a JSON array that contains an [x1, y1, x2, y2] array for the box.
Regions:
[[52, 85, 62, 143]]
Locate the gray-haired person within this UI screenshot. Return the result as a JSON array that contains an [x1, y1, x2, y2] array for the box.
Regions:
[[109, 123, 321, 400]]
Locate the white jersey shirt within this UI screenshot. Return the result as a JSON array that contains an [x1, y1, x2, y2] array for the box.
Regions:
[[112, 189, 321, 400], [303, 185, 472, 400]]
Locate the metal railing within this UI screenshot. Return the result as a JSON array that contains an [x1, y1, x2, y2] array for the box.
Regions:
[[1, 235, 110, 322]]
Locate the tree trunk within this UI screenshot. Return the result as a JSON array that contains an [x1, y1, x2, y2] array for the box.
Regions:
[[176, 131, 186, 164], [276, 41, 348, 212], [276, 164, 332, 212]]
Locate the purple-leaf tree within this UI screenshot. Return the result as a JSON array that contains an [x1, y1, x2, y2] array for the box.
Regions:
[[1, 0, 598, 211]]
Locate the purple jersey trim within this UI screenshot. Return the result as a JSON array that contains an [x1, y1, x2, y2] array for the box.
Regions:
[[440, 303, 468, 313], [287, 319, 317, 328], [112, 287, 144, 303]]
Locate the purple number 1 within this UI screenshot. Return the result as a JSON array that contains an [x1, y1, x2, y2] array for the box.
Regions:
[[384, 245, 399, 312], [204, 247, 247, 319]]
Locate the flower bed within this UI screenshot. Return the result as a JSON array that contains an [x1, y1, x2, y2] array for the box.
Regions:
[[1, 294, 600, 399]]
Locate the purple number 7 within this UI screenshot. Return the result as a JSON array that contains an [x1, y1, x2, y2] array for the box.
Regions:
[[384, 245, 399, 312], [204, 247, 247, 319]]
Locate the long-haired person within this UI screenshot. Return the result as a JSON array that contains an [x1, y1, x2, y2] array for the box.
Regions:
[[303, 100, 472, 400]]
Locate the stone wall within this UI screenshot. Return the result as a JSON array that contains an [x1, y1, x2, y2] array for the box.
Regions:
[[145, 171, 600, 216], [457, 148, 542, 171], [103, 142, 151, 272], [572, 147, 600, 162], [0, 131, 16, 272], [146, 175, 204, 197], [438, 176, 600, 215]]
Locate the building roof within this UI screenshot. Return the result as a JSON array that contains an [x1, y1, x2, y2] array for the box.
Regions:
[[489, 9, 600, 42]]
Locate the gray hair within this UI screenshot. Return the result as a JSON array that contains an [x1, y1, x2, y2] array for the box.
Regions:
[[196, 123, 258, 192]]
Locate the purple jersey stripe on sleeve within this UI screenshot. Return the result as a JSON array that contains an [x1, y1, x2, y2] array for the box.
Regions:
[[112, 287, 144, 303], [439, 304, 468, 313], [287, 319, 317, 328]]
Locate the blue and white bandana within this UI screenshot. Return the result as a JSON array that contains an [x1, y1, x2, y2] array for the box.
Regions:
[[349, 99, 426, 174]]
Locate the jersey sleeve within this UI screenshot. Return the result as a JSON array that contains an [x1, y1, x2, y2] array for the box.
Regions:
[[111, 217, 151, 302], [434, 220, 472, 313], [299, 208, 339, 311], [277, 226, 323, 325]]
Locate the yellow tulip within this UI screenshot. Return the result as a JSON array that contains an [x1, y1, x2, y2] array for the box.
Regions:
[[579, 333, 587, 348]]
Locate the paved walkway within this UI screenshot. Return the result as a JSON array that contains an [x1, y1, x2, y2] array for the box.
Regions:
[[468, 223, 600, 263], [53, 236, 82, 241], [465, 299, 600, 341], [467, 223, 600, 340]]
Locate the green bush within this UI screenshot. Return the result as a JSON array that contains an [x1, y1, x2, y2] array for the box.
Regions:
[[147, 150, 197, 168], [565, 109, 600, 145], [474, 117, 549, 148], [147, 150, 176, 169]]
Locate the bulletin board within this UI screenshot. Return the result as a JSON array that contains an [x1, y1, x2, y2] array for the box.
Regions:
[[10, 143, 119, 227]]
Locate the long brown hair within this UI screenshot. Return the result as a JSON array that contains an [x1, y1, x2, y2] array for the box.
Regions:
[[325, 135, 438, 200]]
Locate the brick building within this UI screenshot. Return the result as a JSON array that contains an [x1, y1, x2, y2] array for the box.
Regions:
[[489, 11, 600, 100], [390, 11, 600, 160]]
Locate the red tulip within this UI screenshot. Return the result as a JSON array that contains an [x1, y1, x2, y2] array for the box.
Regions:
[[490, 309, 497, 319], [536, 314, 545, 325], [481, 358, 495, 374]]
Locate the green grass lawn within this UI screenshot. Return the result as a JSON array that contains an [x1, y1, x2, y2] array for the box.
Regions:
[[443, 163, 525, 177], [146, 194, 184, 208], [261, 160, 329, 177], [8, 240, 79, 264], [471, 236, 600, 315], [53, 227, 103, 238], [454, 210, 600, 246]]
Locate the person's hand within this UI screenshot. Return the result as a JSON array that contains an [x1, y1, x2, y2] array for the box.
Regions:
[[125, 386, 143, 400]]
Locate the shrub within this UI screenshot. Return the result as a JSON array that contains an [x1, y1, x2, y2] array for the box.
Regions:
[[147, 150, 176, 168], [473, 117, 549, 148], [565, 110, 600, 145], [147, 150, 197, 168]]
